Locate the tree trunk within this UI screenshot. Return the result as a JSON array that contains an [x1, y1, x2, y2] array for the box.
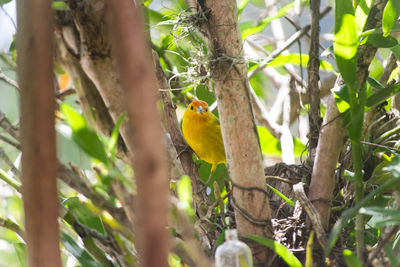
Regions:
[[106, 1, 169, 266], [196, 0, 273, 264], [17, 0, 62, 266]]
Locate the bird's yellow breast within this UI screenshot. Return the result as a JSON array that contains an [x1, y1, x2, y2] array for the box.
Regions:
[[182, 101, 226, 169]]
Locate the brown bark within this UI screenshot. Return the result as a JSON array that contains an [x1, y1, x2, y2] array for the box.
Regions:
[[307, 0, 321, 162], [308, 91, 344, 229], [197, 0, 273, 264], [106, 1, 169, 267], [17, 0, 62, 266], [154, 53, 210, 209], [66, 0, 133, 158]]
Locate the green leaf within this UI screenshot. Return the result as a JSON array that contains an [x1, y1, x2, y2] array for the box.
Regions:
[[366, 82, 400, 107], [61, 232, 102, 267], [343, 249, 362, 267], [334, 0, 358, 89], [382, 0, 400, 37], [108, 113, 126, 158], [177, 176, 195, 217], [143, 0, 153, 6], [13, 243, 26, 267], [60, 103, 109, 165], [64, 197, 106, 235], [359, 206, 400, 228], [0, 0, 12, 5], [333, 85, 351, 113], [247, 235, 302, 267], [391, 44, 400, 60], [293, 137, 306, 157], [333, 85, 351, 104], [238, 0, 251, 17], [385, 243, 400, 266], [267, 184, 295, 206], [325, 175, 400, 257], [367, 76, 385, 90], [52, 1, 69, 10], [241, 2, 295, 39], [355, 0, 373, 36], [268, 53, 334, 71], [365, 34, 398, 48], [60, 103, 86, 131], [258, 126, 281, 155]]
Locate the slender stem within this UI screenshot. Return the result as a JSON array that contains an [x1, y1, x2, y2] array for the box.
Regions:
[[0, 168, 21, 192], [352, 140, 364, 261]]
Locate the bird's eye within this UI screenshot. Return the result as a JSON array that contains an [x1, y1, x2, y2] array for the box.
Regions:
[[190, 106, 194, 110], [205, 108, 208, 112]]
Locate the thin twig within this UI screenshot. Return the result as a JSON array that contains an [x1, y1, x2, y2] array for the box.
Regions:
[[0, 110, 19, 141], [265, 175, 301, 184], [55, 88, 76, 100], [0, 51, 17, 70], [284, 6, 333, 59], [248, 25, 311, 79], [0, 217, 24, 240], [0, 67, 20, 92], [0, 147, 20, 175], [360, 140, 400, 153], [0, 168, 21, 192], [365, 225, 400, 267], [293, 182, 327, 250], [0, 134, 20, 150], [0, 6, 17, 30]]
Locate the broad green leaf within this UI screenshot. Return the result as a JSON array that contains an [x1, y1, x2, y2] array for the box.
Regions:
[[382, 0, 400, 37], [333, 85, 351, 104], [249, 72, 268, 98], [268, 53, 334, 71], [52, 1, 69, 10], [391, 44, 400, 60], [143, 0, 152, 6], [343, 249, 362, 267], [365, 34, 398, 48], [64, 197, 106, 235], [238, 0, 251, 18], [355, 0, 373, 36], [60, 103, 86, 131], [333, 85, 351, 113], [60, 103, 109, 165], [258, 126, 281, 155], [241, 2, 295, 39], [56, 124, 92, 169], [267, 184, 295, 206], [367, 76, 385, 90], [13, 243, 26, 267], [334, 0, 358, 89], [61, 232, 102, 267], [293, 137, 306, 157], [366, 82, 400, 107], [177, 175, 195, 216], [359, 206, 400, 228], [216, 231, 226, 247], [248, 235, 302, 267], [369, 160, 393, 185], [325, 175, 400, 257]]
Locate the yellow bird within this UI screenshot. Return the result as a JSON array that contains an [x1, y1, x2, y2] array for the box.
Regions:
[[182, 100, 226, 173]]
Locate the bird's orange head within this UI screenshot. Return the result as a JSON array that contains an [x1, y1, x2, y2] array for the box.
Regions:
[[186, 100, 210, 114]]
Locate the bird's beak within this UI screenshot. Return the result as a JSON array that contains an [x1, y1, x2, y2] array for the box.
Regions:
[[196, 106, 204, 114]]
